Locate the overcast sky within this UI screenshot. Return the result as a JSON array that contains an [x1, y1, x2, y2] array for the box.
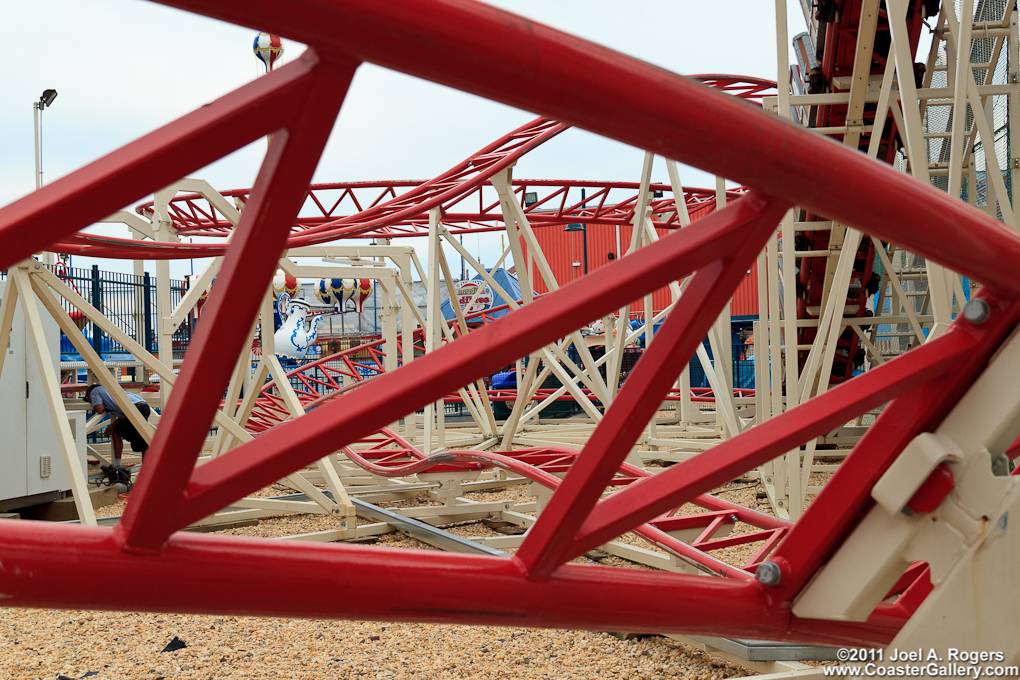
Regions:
[[3, 1, 808, 280]]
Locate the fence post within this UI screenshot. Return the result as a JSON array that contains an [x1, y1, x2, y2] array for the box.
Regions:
[[143, 272, 153, 353], [90, 265, 104, 356]]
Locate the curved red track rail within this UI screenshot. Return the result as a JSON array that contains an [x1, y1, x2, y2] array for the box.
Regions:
[[55, 75, 769, 259], [341, 428, 786, 579], [144, 179, 744, 239]]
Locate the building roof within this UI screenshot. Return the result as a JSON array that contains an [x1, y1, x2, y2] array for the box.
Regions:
[[441, 268, 523, 321]]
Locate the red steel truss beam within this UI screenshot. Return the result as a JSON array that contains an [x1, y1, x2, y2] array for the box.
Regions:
[[0, 519, 902, 646], [143, 180, 735, 238], [515, 208, 778, 580], [1, 0, 1019, 646], [117, 55, 359, 553], [561, 325, 982, 562], [46, 77, 761, 258]]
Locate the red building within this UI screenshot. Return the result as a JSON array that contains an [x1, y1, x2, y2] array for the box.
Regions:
[[524, 219, 759, 317]]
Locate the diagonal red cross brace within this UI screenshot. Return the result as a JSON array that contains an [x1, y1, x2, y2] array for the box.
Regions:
[[559, 327, 978, 563], [513, 202, 780, 580], [525, 294, 1020, 586], [117, 53, 360, 553]]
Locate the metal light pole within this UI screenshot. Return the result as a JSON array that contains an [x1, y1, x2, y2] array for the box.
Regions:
[[34, 89, 58, 265], [564, 223, 588, 276], [34, 89, 58, 190]]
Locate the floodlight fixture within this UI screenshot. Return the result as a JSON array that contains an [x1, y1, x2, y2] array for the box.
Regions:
[[524, 191, 538, 206], [39, 89, 58, 109]]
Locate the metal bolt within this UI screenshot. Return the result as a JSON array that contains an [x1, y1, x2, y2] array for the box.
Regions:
[[777, 501, 784, 506], [962, 299, 991, 324], [756, 561, 782, 587], [766, 477, 772, 483], [340, 520, 347, 527]]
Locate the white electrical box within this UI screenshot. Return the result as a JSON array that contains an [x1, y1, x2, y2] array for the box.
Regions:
[[0, 280, 87, 509]]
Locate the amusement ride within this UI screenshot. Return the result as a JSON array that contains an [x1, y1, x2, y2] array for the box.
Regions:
[[1, 0, 1019, 673]]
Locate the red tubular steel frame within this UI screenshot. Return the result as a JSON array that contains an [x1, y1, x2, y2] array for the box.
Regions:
[[60, 76, 766, 260], [144, 179, 740, 239], [2, 0, 1020, 645]]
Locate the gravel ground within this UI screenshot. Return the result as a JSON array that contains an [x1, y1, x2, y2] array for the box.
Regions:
[[0, 612, 751, 680]]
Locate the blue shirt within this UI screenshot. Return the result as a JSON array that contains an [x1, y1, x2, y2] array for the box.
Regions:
[[89, 386, 146, 419]]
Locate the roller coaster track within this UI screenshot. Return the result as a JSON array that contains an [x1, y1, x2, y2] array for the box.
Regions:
[[343, 427, 794, 579], [52, 75, 770, 258], [147, 178, 745, 239], [789, 0, 932, 384], [2, 0, 1019, 650]]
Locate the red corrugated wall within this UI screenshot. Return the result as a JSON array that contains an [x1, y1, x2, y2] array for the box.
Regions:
[[731, 259, 759, 316], [523, 210, 759, 316]]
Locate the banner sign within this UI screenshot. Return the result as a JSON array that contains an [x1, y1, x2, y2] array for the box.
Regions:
[[455, 280, 493, 313]]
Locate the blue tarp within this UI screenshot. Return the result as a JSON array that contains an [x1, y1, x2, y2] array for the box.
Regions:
[[492, 371, 517, 389], [441, 268, 524, 321]]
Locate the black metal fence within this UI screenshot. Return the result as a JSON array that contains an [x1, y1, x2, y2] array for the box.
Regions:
[[45, 265, 191, 359], [5, 264, 758, 394], [689, 344, 755, 390]]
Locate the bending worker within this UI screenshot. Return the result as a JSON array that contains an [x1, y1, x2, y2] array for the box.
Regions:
[[82, 385, 151, 464]]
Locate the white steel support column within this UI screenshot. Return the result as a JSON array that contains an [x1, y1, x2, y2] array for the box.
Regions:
[[422, 208, 443, 454], [888, 0, 955, 336], [1010, 11, 1020, 221], [664, 159, 698, 425], [132, 231, 148, 385], [765, 231, 785, 426], [711, 177, 734, 434], [151, 189, 179, 410], [772, 0, 799, 447], [11, 264, 96, 526], [377, 272, 399, 377], [435, 233, 498, 440], [398, 255, 417, 442]]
